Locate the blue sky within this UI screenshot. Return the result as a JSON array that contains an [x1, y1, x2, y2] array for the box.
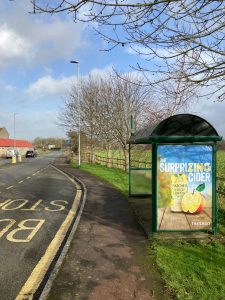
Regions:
[[1, 1, 225, 141]]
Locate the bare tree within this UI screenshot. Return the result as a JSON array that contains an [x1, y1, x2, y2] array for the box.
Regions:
[[102, 71, 152, 169], [33, 136, 65, 149], [151, 58, 198, 118], [58, 69, 192, 169], [58, 75, 100, 157], [81, 75, 112, 156], [58, 70, 151, 167], [33, 1, 225, 101], [95, 78, 116, 160], [58, 89, 78, 131]]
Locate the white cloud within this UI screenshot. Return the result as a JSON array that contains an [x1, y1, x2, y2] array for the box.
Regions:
[[88, 64, 114, 77], [26, 65, 115, 100], [126, 45, 151, 56], [126, 45, 216, 67], [4, 84, 15, 92], [0, 80, 16, 93], [0, 24, 31, 64], [0, 109, 65, 141], [16, 110, 65, 140], [189, 97, 225, 137], [0, 1, 87, 69], [28, 19, 86, 63], [26, 75, 74, 99]]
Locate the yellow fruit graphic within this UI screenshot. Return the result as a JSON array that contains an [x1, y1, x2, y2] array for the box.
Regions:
[[181, 192, 205, 214], [189, 193, 205, 213], [171, 175, 177, 183], [181, 174, 187, 183], [181, 193, 191, 212], [170, 174, 188, 212]]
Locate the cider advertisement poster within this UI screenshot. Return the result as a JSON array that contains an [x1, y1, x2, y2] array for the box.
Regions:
[[157, 145, 212, 231]]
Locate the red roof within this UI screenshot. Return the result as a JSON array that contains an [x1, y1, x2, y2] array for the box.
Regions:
[[0, 138, 33, 148]]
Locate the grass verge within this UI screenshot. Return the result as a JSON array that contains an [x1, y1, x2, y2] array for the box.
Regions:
[[71, 161, 128, 196], [154, 240, 225, 300], [72, 161, 225, 300]]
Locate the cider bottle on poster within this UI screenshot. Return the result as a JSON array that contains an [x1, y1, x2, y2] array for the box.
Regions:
[[170, 174, 188, 212]]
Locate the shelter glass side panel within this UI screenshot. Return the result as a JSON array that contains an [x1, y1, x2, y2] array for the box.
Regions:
[[157, 145, 213, 231], [130, 169, 152, 196]]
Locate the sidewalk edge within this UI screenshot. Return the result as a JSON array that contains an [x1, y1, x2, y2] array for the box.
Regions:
[[15, 164, 87, 300], [39, 165, 87, 300]]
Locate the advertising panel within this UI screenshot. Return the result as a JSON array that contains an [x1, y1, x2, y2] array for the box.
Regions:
[[157, 145, 213, 231]]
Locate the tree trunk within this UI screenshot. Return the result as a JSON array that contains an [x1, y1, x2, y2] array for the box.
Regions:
[[122, 144, 129, 171]]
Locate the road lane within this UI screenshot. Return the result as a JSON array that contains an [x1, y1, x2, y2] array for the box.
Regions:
[[0, 155, 77, 300], [0, 152, 59, 189]]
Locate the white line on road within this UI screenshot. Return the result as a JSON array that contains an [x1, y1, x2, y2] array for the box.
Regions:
[[6, 185, 14, 190], [18, 180, 24, 184], [26, 177, 31, 180], [32, 173, 36, 176]]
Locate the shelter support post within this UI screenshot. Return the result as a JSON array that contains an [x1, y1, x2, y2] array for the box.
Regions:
[[152, 143, 157, 233], [212, 143, 217, 234]]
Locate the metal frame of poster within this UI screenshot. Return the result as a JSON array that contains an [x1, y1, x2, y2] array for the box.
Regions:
[[153, 143, 216, 233]]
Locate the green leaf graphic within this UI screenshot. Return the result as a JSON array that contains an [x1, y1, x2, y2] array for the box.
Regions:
[[196, 183, 205, 192]]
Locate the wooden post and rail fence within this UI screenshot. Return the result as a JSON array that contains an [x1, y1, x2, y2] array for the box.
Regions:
[[78, 152, 225, 197], [81, 152, 151, 170]]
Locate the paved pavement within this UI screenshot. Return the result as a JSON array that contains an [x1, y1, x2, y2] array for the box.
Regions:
[[47, 164, 169, 300], [0, 157, 14, 166]]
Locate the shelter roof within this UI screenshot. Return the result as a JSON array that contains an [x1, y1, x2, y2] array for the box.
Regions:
[[129, 114, 222, 144]]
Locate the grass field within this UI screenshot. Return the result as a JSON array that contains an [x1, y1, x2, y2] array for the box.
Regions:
[[94, 148, 152, 161], [216, 150, 225, 176], [73, 159, 225, 300], [154, 240, 225, 300]]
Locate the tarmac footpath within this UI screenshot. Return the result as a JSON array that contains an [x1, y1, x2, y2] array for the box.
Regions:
[[47, 164, 169, 300]]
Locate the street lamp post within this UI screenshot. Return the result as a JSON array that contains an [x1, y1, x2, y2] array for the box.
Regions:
[[13, 112, 18, 149], [70, 60, 81, 168]]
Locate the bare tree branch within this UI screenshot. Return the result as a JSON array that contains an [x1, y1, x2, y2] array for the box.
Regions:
[[32, 0, 225, 100]]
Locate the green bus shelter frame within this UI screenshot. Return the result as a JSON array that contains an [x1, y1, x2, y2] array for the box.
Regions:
[[128, 114, 222, 234]]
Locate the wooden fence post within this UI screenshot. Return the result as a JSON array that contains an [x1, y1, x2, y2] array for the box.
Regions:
[[107, 157, 111, 168], [86, 153, 154, 173]]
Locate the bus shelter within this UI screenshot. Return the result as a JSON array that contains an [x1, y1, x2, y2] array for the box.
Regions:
[[128, 114, 222, 234]]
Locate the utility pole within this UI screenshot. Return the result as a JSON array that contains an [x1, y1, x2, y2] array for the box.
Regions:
[[13, 112, 18, 149]]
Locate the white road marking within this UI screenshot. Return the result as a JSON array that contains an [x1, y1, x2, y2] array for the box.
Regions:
[[26, 177, 31, 180], [18, 180, 24, 184], [6, 186, 14, 190]]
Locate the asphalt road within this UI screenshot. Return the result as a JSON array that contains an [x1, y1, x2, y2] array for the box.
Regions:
[[0, 152, 77, 300]]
